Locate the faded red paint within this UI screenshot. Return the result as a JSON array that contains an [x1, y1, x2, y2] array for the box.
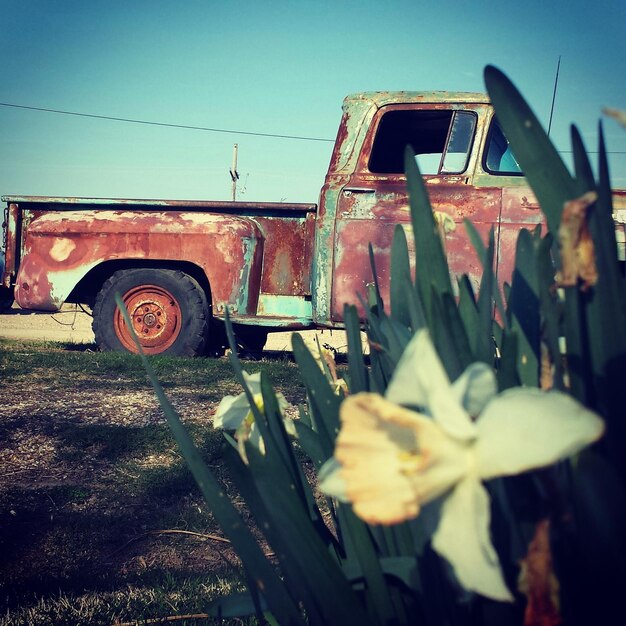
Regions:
[[255, 213, 315, 296], [13, 250, 55, 310], [2, 91, 626, 352], [328, 111, 351, 173], [14, 209, 268, 313]]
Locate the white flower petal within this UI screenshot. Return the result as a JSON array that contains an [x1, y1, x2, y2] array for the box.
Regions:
[[386, 330, 448, 406], [243, 371, 262, 395], [214, 371, 263, 430], [386, 330, 476, 441], [248, 423, 265, 454], [213, 393, 251, 429], [475, 388, 605, 480], [318, 457, 349, 502], [432, 477, 513, 601], [276, 392, 290, 415], [429, 392, 477, 441], [283, 416, 297, 437], [452, 363, 497, 417]]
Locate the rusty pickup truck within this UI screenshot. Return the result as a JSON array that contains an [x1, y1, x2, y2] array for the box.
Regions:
[[2, 91, 625, 356]]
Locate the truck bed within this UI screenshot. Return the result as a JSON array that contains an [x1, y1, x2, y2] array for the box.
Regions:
[[2, 196, 318, 325]]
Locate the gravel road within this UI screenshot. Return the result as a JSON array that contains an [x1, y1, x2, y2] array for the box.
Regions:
[[0, 304, 356, 354]]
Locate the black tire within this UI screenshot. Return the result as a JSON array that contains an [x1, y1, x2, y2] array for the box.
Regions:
[[233, 324, 268, 359], [0, 287, 14, 312], [93, 268, 209, 357]]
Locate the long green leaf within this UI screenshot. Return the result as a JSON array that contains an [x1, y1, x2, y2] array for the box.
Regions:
[[257, 374, 311, 506], [246, 443, 377, 626], [342, 556, 422, 594], [294, 421, 325, 467], [496, 328, 520, 391], [536, 234, 565, 391], [379, 315, 412, 365], [507, 229, 540, 386], [457, 275, 480, 357], [430, 289, 467, 380], [208, 590, 268, 619], [368, 243, 385, 315], [390, 223, 427, 332], [580, 125, 626, 481], [344, 304, 369, 393], [222, 444, 330, 626], [484, 65, 585, 237], [404, 145, 453, 318], [358, 292, 398, 383], [475, 227, 496, 364], [390, 224, 414, 330], [465, 219, 507, 327], [114, 295, 304, 626], [335, 505, 398, 625], [292, 333, 342, 458], [562, 287, 591, 404]]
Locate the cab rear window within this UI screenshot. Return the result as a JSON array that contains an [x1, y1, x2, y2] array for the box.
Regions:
[[369, 109, 476, 175], [484, 118, 523, 175]]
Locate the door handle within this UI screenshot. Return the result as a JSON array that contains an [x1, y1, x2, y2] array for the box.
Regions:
[[343, 187, 375, 195], [343, 187, 375, 197]]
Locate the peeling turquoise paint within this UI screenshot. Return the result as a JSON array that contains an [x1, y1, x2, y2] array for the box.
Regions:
[[256, 294, 312, 319], [312, 186, 341, 325]]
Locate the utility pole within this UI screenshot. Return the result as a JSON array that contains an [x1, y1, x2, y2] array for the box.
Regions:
[[229, 144, 239, 201]]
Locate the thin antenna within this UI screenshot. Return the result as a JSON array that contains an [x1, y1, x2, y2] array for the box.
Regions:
[[229, 143, 239, 201], [547, 55, 561, 137]]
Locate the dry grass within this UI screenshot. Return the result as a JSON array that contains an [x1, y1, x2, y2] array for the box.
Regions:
[[0, 339, 306, 625]]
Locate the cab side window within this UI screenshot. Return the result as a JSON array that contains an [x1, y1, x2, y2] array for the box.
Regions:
[[484, 118, 523, 175], [368, 109, 476, 175]]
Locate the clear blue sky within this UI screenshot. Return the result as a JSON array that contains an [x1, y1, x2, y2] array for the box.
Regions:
[[1, 0, 624, 203]]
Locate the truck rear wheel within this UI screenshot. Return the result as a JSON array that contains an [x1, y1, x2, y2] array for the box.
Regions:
[[0, 286, 14, 311], [233, 324, 268, 357], [93, 268, 209, 357]]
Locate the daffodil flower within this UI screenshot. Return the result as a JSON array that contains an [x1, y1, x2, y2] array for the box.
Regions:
[[320, 330, 604, 601], [213, 371, 293, 459]]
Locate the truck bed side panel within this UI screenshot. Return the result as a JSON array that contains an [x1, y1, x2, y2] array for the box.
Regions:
[[255, 214, 315, 296], [14, 210, 264, 313]]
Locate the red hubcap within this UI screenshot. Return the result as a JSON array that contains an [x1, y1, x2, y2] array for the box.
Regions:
[[114, 284, 182, 354]]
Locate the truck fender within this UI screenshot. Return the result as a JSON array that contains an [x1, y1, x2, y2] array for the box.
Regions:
[[13, 210, 265, 313]]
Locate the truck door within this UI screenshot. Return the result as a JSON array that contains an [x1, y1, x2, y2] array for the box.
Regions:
[[330, 103, 502, 322], [476, 115, 543, 285]]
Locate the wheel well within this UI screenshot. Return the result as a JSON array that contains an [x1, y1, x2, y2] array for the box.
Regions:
[[67, 260, 212, 309]]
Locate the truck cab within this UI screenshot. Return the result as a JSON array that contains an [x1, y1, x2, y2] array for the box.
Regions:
[[314, 91, 542, 326]]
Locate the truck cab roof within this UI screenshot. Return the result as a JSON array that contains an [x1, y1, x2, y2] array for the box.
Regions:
[[344, 91, 490, 108]]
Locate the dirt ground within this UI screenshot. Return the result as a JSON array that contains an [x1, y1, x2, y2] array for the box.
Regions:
[[0, 303, 355, 354], [0, 337, 314, 621]]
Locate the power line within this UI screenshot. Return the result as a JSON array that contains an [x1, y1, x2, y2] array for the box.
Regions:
[[0, 100, 624, 154], [560, 150, 626, 155], [0, 101, 335, 143]]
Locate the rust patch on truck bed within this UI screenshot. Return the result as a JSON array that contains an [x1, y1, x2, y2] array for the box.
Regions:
[[13, 210, 265, 313], [256, 213, 315, 296]]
